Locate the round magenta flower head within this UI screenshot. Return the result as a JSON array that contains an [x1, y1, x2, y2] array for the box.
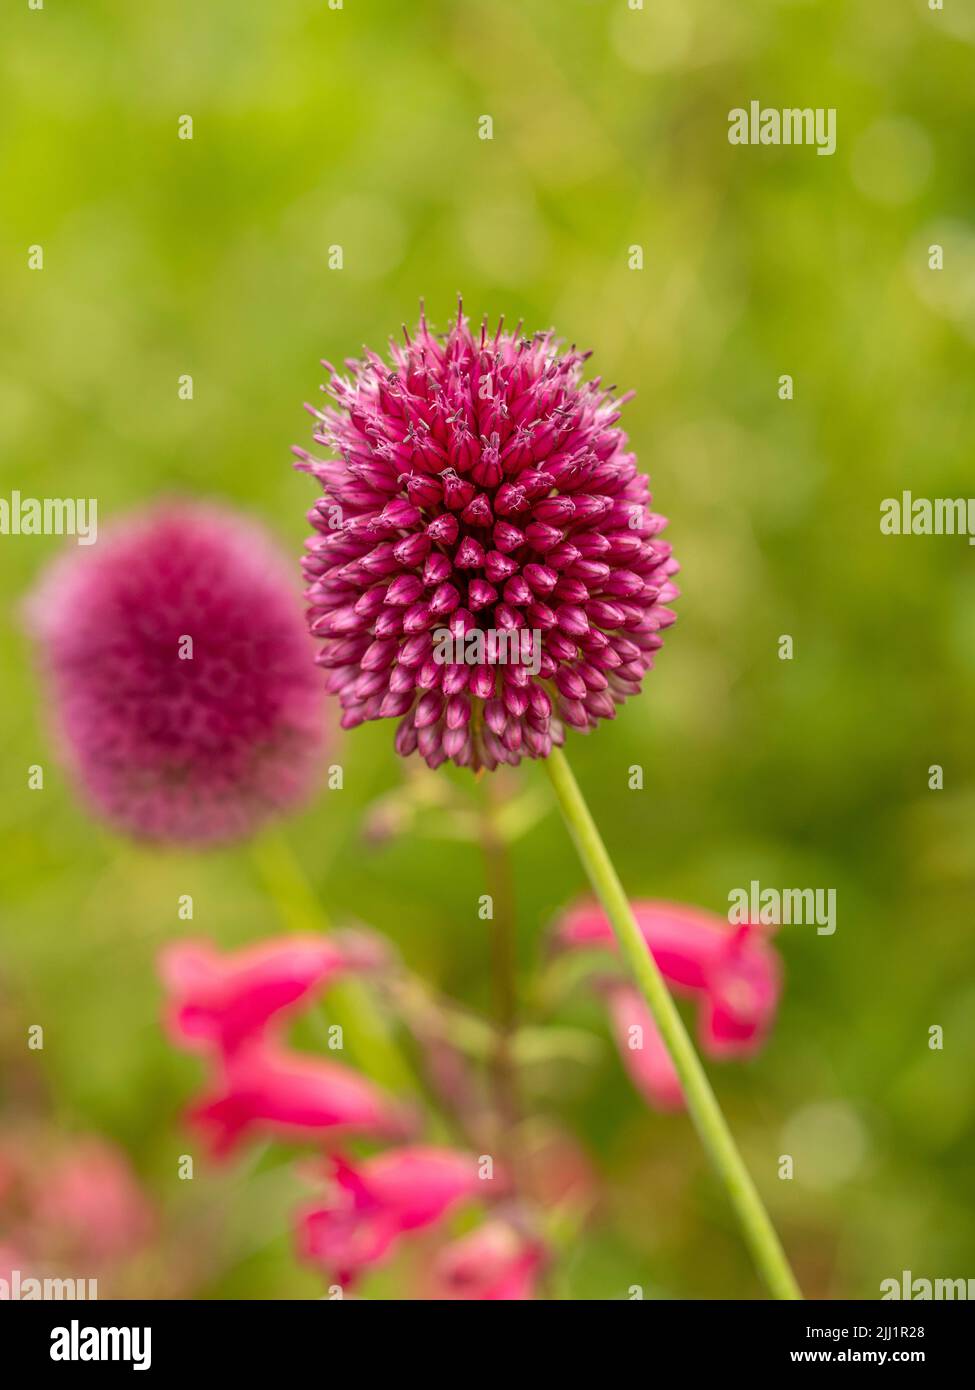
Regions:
[[296, 302, 678, 771], [29, 502, 325, 845]]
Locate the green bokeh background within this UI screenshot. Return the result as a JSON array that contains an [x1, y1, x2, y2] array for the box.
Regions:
[[1, 0, 973, 1299]]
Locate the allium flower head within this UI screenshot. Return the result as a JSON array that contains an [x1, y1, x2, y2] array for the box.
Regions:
[[29, 503, 325, 844], [296, 302, 678, 770]]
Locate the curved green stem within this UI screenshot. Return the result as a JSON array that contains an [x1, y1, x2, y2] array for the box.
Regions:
[[544, 746, 802, 1301]]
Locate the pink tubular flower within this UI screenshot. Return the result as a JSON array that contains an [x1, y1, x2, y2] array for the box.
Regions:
[[159, 932, 385, 1056], [429, 1221, 543, 1301], [297, 1147, 495, 1285], [29, 503, 325, 844], [555, 899, 782, 1059], [188, 1042, 410, 1159], [295, 301, 678, 770], [604, 984, 685, 1112]]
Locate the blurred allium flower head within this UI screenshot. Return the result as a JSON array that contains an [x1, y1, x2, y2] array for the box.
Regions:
[[29, 503, 325, 844], [296, 301, 678, 770]]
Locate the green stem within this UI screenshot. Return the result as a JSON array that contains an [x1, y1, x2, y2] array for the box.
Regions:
[[479, 774, 522, 1165], [544, 746, 802, 1301]]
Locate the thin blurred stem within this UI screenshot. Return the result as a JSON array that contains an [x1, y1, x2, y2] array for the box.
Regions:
[[249, 829, 416, 1097], [544, 747, 802, 1302], [479, 774, 522, 1166]]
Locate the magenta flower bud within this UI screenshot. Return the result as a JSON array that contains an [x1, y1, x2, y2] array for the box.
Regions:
[[484, 550, 518, 583], [442, 663, 470, 695], [471, 665, 496, 700], [442, 470, 476, 511], [454, 536, 485, 569], [445, 694, 471, 730], [405, 473, 442, 509], [460, 493, 493, 528], [526, 601, 556, 630], [374, 609, 404, 639], [401, 601, 433, 634], [523, 562, 558, 595], [553, 577, 588, 605], [472, 448, 502, 490], [523, 521, 564, 552], [426, 514, 459, 545], [492, 521, 525, 554], [295, 304, 678, 769], [423, 551, 453, 586], [546, 542, 581, 570], [415, 692, 443, 728], [555, 604, 589, 637], [384, 574, 425, 606], [379, 499, 422, 529], [29, 503, 325, 845], [484, 697, 507, 735], [392, 533, 431, 567], [602, 569, 644, 598], [429, 582, 461, 615], [416, 660, 442, 691], [494, 482, 529, 517], [502, 575, 532, 606], [468, 578, 498, 610], [587, 599, 626, 627], [361, 637, 398, 671]]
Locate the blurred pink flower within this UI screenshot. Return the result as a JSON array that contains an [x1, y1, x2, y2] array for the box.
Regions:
[[297, 1147, 493, 1285], [159, 932, 385, 1056], [556, 899, 782, 1059], [28, 502, 324, 845], [188, 1043, 409, 1159], [0, 1133, 154, 1277], [429, 1221, 543, 1300], [28, 1138, 154, 1262], [604, 983, 685, 1111]]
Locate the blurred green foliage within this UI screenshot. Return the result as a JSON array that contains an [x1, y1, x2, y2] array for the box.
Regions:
[[1, 0, 973, 1299]]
